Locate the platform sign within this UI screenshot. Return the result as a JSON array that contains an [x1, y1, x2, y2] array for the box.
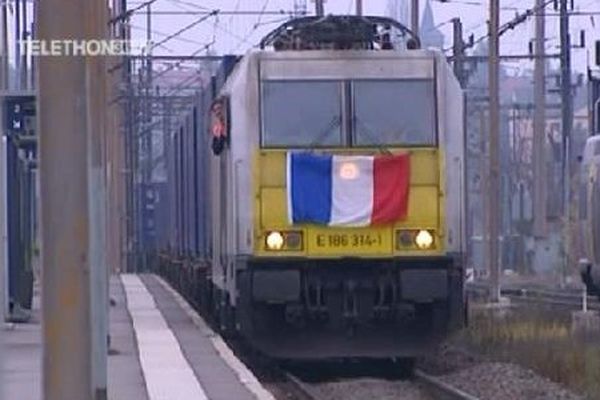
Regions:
[[5, 98, 25, 133], [4, 96, 36, 136]]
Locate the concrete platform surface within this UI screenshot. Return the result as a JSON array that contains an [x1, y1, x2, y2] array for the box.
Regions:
[[1, 274, 274, 400]]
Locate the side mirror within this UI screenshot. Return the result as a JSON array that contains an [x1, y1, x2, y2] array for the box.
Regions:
[[210, 97, 230, 155]]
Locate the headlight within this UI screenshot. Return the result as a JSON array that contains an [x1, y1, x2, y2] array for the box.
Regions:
[[284, 231, 302, 250], [415, 230, 434, 250], [397, 230, 415, 247], [264, 231, 303, 251], [266, 231, 284, 250]]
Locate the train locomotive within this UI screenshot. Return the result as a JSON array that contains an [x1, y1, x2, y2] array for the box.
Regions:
[[157, 16, 466, 360], [580, 135, 600, 298]]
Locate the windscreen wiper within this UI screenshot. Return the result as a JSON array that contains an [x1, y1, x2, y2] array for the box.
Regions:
[[353, 117, 393, 155], [307, 116, 342, 149]]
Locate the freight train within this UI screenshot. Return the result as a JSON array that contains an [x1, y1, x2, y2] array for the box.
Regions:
[[156, 15, 466, 360]]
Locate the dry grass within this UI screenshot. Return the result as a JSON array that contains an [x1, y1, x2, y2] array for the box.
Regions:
[[455, 305, 600, 399]]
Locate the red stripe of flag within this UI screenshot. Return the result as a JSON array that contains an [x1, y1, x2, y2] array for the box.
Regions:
[[371, 153, 411, 225]]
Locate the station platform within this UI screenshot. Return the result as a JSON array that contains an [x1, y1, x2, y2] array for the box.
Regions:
[[1, 274, 275, 400]]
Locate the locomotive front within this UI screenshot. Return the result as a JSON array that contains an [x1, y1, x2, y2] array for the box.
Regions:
[[207, 17, 466, 359]]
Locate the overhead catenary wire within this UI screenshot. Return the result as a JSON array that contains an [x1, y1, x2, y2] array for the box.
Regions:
[[228, 0, 242, 28], [166, 0, 211, 11], [231, 0, 292, 53], [165, 0, 199, 13], [149, 10, 218, 52], [470, 0, 554, 49], [151, 41, 216, 82], [454, 0, 538, 41], [110, 0, 160, 25], [254, 0, 271, 28], [442, 0, 554, 53], [129, 23, 208, 46]]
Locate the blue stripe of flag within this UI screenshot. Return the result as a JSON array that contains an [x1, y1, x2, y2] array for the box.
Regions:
[[290, 153, 332, 224]]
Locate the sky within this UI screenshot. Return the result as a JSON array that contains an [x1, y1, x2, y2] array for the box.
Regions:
[[3, 0, 598, 77], [126, 0, 600, 75]]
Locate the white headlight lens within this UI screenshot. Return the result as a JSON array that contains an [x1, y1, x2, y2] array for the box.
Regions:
[[266, 231, 284, 250], [415, 230, 434, 249]]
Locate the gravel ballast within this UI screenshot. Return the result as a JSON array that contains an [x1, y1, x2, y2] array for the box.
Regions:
[[312, 378, 432, 400], [439, 362, 584, 400]]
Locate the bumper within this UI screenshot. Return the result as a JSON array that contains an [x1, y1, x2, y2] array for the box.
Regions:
[[237, 256, 466, 359]]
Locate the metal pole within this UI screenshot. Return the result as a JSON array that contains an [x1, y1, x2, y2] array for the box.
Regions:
[[531, 0, 548, 274], [142, 4, 153, 271], [38, 0, 93, 398], [30, 0, 37, 90], [87, 0, 108, 398], [122, 0, 135, 272], [315, 0, 324, 16], [560, 0, 572, 277], [452, 18, 466, 88], [14, 0, 21, 89], [488, 0, 501, 303], [133, 67, 142, 272], [0, 1, 6, 322], [532, 0, 547, 239], [411, 0, 419, 38], [20, 0, 27, 90], [356, 0, 362, 16], [0, 134, 7, 323], [0, 0, 8, 90], [480, 108, 489, 281], [113, 0, 126, 274]]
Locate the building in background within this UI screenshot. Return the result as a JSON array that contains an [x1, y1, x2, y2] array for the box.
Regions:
[[387, 0, 445, 49], [386, 0, 410, 28], [419, 0, 444, 49]]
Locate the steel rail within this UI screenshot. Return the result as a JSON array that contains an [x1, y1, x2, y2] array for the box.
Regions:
[[507, 293, 600, 311], [414, 369, 481, 400], [285, 370, 481, 400], [284, 373, 323, 400], [467, 283, 600, 311]]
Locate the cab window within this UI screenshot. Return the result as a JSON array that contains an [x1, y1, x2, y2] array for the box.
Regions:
[[352, 79, 436, 146], [261, 80, 344, 147]]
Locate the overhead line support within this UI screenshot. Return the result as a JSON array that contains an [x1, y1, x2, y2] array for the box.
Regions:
[[488, 0, 501, 303], [559, 0, 573, 278]]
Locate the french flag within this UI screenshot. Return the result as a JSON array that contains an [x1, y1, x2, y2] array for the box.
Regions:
[[287, 152, 410, 226]]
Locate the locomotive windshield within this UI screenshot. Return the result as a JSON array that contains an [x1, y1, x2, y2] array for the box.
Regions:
[[260, 79, 436, 147], [261, 80, 344, 147], [352, 80, 436, 146]]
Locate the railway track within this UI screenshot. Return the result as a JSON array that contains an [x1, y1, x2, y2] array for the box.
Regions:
[[282, 369, 481, 400], [414, 369, 480, 400], [467, 282, 600, 311], [283, 372, 328, 400], [162, 269, 481, 400]]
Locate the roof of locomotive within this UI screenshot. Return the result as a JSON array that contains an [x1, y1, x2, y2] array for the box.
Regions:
[[213, 15, 446, 93], [259, 15, 421, 51]]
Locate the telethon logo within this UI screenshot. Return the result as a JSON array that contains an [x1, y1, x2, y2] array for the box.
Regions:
[[18, 39, 151, 57]]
